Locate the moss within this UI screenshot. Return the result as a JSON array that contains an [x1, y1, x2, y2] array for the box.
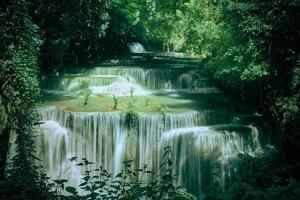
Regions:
[[39, 92, 230, 113], [176, 188, 197, 200]]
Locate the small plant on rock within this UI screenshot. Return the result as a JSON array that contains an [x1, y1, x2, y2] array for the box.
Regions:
[[83, 92, 91, 106], [124, 96, 138, 130], [145, 97, 151, 108], [160, 104, 169, 123], [113, 95, 120, 110]]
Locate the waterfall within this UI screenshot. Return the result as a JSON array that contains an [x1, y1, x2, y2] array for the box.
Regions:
[[38, 121, 69, 172], [159, 125, 261, 197], [41, 75, 118, 91], [89, 76, 151, 96], [33, 60, 265, 198], [91, 68, 214, 90], [38, 107, 128, 176], [42, 68, 214, 90], [37, 107, 128, 184], [128, 42, 146, 54], [36, 106, 261, 197], [38, 107, 231, 131]]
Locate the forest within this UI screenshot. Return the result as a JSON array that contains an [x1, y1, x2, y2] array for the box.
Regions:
[[0, 0, 299, 199]]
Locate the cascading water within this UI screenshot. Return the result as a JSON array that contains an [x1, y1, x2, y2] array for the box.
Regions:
[[42, 67, 214, 90], [41, 75, 118, 91], [128, 42, 146, 54], [159, 126, 261, 198], [34, 59, 264, 198], [89, 76, 151, 96]]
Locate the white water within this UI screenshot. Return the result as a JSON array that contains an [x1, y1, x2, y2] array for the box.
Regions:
[[128, 42, 146, 53], [38, 121, 69, 172], [159, 126, 261, 196], [42, 68, 214, 90], [89, 76, 151, 96], [30, 121, 80, 187]]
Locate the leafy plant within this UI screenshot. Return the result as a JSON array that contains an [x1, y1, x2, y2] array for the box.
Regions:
[[218, 148, 300, 200], [145, 97, 151, 108], [47, 146, 196, 200], [273, 97, 299, 128], [160, 104, 169, 123], [123, 96, 138, 130], [113, 95, 120, 110], [160, 104, 169, 116], [0, 1, 48, 199], [83, 92, 91, 106]]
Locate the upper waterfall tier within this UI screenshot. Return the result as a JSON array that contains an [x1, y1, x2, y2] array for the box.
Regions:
[[42, 67, 215, 90]]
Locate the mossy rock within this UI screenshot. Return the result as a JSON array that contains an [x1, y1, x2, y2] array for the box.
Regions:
[[175, 188, 197, 200]]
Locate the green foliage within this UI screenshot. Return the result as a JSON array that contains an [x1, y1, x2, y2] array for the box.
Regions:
[[113, 95, 120, 110], [83, 92, 91, 106], [29, 0, 111, 69], [216, 149, 300, 200], [0, 96, 7, 134], [173, 0, 299, 136], [109, 0, 189, 51], [272, 97, 299, 128], [0, 0, 49, 199], [160, 104, 169, 116], [174, 0, 270, 85], [160, 104, 169, 123], [145, 97, 152, 108], [176, 188, 197, 200], [47, 146, 189, 200], [123, 96, 139, 130]]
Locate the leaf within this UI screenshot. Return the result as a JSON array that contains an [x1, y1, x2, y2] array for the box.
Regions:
[[79, 182, 87, 187], [65, 186, 77, 194], [91, 175, 99, 180], [83, 176, 91, 182], [84, 160, 94, 165], [160, 161, 166, 168], [115, 172, 123, 178], [53, 179, 68, 185], [69, 156, 77, 162]]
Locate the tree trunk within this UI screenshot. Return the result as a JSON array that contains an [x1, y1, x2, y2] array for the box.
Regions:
[[0, 95, 9, 180], [0, 128, 9, 179]]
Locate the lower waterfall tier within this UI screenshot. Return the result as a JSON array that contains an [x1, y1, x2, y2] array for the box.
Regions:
[[39, 106, 232, 129], [36, 106, 262, 198]]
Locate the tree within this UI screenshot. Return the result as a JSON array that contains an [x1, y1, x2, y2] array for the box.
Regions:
[[0, 0, 48, 199], [28, 0, 111, 71]]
